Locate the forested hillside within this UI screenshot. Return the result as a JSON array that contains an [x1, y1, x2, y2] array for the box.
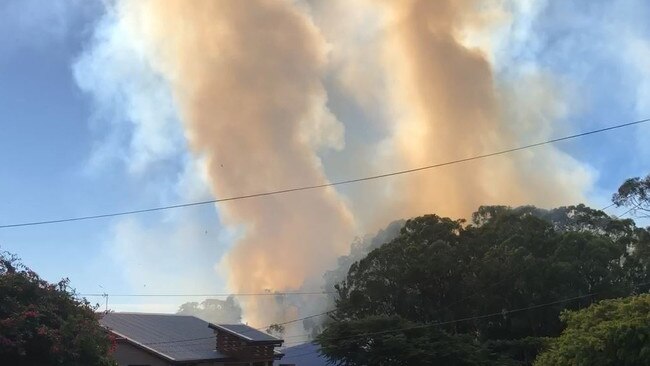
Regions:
[[318, 204, 650, 365]]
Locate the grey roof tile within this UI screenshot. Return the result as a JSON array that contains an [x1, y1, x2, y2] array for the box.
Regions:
[[210, 323, 282, 342], [274, 342, 327, 366], [100, 312, 226, 362]]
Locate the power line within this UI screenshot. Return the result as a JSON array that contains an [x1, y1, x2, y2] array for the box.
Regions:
[[274, 262, 533, 347], [221, 269, 522, 346], [600, 203, 616, 211], [282, 348, 323, 360], [314, 293, 597, 342], [133, 278, 650, 347], [280, 284, 645, 358], [2, 118, 648, 230], [136, 308, 338, 346], [284, 280, 650, 359], [619, 207, 635, 217], [277, 268, 544, 348], [79, 291, 334, 297], [111, 262, 568, 347], [278, 293, 599, 358], [144, 335, 215, 346], [261, 309, 335, 328], [281, 258, 533, 345]]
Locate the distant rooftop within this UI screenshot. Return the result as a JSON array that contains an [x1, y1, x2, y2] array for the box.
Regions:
[[100, 312, 283, 363], [100, 312, 224, 362], [210, 323, 283, 343], [275, 342, 327, 366]]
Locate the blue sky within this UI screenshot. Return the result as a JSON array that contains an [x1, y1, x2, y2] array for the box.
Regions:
[[1, 0, 649, 313], [0, 0, 231, 311]]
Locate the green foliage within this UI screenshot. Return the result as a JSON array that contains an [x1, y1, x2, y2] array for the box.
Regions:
[[177, 296, 242, 324], [534, 294, 650, 366], [613, 174, 650, 218], [317, 315, 514, 366], [302, 220, 405, 337], [0, 251, 116, 366], [266, 323, 285, 336], [323, 220, 405, 295], [319, 205, 650, 365]]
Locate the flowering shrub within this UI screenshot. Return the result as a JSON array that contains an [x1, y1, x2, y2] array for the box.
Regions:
[[0, 251, 116, 365]]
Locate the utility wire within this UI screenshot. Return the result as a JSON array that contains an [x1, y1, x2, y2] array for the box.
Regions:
[[311, 293, 596, 341], [619, 207, 635, 217], [79, 291, 334, 297], [2, 118, 648, 229], [279, 266, 537, 347], [616, 203, 648, 218], [141, 292, 576, 347], [275, 293, 600, 358], [101, 210, 640, 347], [600, 203, 616, 211], [259, 309, 335, 328], [138, 308, 339, 346], [143, 277, 650, 347], [279, 263, 535, 347], [287, 280, 650, 359], [282, 282, 650, 358], [144, 335, 215, 346]]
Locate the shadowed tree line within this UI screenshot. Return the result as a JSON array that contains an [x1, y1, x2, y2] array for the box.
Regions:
[[177, 296, 242, 324], [318, 197, 650, 365], [170, 175, 650, 365]]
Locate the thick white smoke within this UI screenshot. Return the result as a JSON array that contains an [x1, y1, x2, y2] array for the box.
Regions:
[[74, 0, 617, 333]]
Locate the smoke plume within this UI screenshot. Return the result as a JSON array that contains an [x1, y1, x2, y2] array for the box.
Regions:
[[312, 0, 592, 227], [114, 0, 356, 325], [80, 0, 597, 328]]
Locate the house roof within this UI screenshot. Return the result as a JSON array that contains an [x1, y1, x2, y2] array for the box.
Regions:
[[274, 342, 327, 366], [100, 312, 227, 362], [209, 323, 283, 343]]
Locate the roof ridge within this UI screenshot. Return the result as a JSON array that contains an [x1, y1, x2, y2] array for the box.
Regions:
[[104, 311, 198, 317], [209, 323, 283, 342]]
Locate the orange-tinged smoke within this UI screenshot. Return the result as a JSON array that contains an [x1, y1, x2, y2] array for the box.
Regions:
[[118, 0, 356, 325], [110, 0, 593, 327], [360, 0, 590, 225], [381, 0, 523, 220]]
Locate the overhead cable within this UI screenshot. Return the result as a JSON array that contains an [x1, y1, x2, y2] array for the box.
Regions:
[[79, 291, 334, 297], [2, 118, 648, 229]]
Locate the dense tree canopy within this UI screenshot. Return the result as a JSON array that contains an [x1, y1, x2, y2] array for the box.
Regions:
[[319, 315, 515, 366], [323, 220, 405, 295], [318, 205, 650, 365], [177, 296, 242, 324], [302, 220, 404, 337], [535, 294, 650, 366], [0, 251, 116, 366], [613, 174, 650, 218]]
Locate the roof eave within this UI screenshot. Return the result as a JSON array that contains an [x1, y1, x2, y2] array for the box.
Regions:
[[208, 323, 283, 343], [107, 328, 226, 364]]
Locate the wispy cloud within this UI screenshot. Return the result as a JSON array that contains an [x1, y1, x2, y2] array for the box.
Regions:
[[492, 0, 650, 179], [73, 3, 227, 313], [73, 0, 650, 320], [0, 0, 98, 54], [73, 6, 185, 175]]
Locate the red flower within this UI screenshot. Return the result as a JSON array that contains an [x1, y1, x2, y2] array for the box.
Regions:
[[0, 337, 15, 346], [108, 333, 117, 353]]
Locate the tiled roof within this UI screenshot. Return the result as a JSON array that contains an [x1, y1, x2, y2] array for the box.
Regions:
[[210, 323, 282, 343], [275, 342, 326, 366], [100, 312, 226, 362]]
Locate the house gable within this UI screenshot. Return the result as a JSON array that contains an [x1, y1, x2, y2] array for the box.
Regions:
[[100, 313, 284, 366], [209, 323, 284, 364]]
